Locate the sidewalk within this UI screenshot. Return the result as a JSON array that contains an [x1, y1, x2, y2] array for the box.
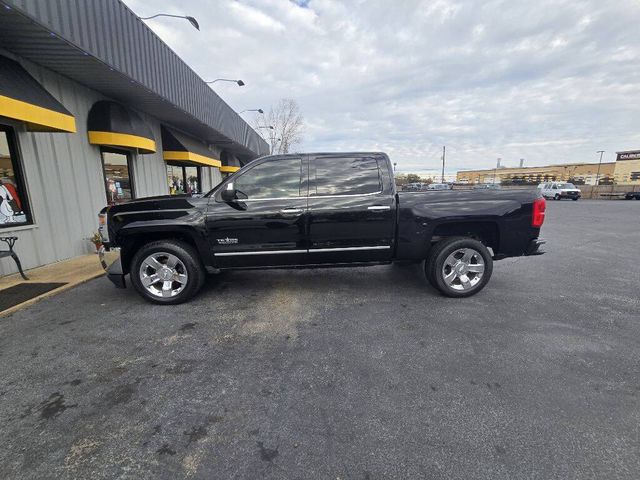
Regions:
[[0, 254, 104, 317]]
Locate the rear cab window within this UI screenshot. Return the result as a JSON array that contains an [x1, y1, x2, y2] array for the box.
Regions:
[[311, 155, 382, 196]]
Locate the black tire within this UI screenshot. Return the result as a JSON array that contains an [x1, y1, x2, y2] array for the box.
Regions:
[[572, 197, 579, 201], [425, 237, 493, 298], [554, 194, 560, 200], [130, 240, 205, 305]]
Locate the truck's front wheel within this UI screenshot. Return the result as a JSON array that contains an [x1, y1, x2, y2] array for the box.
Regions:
[[425, 237, 493, 298], [130, 240, 205, 305]]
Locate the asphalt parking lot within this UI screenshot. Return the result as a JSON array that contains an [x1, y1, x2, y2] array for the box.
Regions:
[[1, 200, 639, 479]]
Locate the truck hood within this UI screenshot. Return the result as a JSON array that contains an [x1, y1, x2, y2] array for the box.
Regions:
[[106, 194, 208, 215]]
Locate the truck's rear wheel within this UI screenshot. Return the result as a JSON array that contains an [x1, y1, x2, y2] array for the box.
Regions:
[[425, 237, 493, 298], [130, 240, 205, 304]]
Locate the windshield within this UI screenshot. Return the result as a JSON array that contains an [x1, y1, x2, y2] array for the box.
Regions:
[[557, 183, 576, 189]]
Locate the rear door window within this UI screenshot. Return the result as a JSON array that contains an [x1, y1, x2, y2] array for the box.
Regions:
[[312, 156, 382, 196]]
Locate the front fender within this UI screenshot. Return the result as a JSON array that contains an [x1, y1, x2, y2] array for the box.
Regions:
[[114, 217, 210, 273]]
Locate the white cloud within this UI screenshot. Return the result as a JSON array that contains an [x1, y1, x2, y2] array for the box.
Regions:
[[124, 0, 640, 171]]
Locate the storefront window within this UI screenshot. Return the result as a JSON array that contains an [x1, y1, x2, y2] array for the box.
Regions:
[[101, 148, 134, 205], [0, 126, 31, 228], [167, 164, 201, 195]]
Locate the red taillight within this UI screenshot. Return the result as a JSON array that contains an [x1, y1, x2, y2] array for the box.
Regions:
[[532, 197, 546, 228]]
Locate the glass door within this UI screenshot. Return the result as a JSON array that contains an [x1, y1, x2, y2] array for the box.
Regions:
[[101, 148, 134, 205]]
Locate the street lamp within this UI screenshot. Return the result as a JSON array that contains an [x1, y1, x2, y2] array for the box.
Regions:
[[271, 138, 282, 155], [240, 109, 264, 114], [206, 79, 245, 86], [595, 150, 605, 186], [140, 13, 200, 30]]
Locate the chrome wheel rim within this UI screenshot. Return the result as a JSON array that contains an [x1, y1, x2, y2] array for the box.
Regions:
[[442, 248, 485, 291], [139, 252, 188, 298]]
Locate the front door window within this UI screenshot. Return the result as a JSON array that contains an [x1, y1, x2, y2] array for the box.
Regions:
[[233, 158, 302, 199]]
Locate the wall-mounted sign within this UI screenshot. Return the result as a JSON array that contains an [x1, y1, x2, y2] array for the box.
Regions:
[[617, 151, 640, 161]]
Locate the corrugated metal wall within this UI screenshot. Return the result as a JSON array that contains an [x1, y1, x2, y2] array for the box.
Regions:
[[2, 0, 269, 159], [201, 167, 223, 192], [0, 52, 170, 276]]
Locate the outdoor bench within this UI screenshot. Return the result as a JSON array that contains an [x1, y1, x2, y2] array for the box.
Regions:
[[0, 236, 29, 280]]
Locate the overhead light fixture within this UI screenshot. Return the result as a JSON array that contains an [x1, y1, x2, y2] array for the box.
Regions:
[[140, 13, 200, 30]]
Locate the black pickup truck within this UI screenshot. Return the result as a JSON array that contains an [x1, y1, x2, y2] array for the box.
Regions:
[[98, 152, 546, 304]]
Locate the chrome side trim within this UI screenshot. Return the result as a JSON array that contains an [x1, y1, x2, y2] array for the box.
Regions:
[[308, 191, 383, 199], [309, 246, 391, 253], [214, 249, 307, 257], [214, 245, 391, 256], [367, 205, 391, 210]]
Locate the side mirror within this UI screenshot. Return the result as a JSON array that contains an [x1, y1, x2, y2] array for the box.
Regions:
[[221, 182, 237, 202]]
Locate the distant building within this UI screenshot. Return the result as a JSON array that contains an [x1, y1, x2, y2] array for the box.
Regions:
[[456, 162, 616, 185], [396, 170, 457, 183], [614, 150, 640, 185]]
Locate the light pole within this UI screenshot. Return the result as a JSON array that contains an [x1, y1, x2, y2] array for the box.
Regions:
[[239, 109, 263, 114], [271, 138, 282, 155], [206, 79, 245, 86], [595, 150, 605, 186], [441, 146, 446, 184], [256, 126, 275, 146], [140, 13, 200, 30]]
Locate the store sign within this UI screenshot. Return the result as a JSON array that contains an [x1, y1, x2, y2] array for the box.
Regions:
[[617, 151, 640, 161]]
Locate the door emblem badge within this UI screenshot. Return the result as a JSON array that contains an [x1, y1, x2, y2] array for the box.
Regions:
[[217, 237, 238, 245]]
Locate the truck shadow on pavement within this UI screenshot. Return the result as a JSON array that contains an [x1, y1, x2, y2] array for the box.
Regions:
[[197, 263, 432, 300]]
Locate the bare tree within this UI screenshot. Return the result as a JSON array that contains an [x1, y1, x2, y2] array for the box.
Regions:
[[255, 99, 304, 154]]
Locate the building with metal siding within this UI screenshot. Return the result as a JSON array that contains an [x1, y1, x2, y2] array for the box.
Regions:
[[614, 150, 640, 185], [0, 0, 267, 276]]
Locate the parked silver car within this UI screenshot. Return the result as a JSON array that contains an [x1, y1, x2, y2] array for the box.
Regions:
[[426, 183, 452, 191]]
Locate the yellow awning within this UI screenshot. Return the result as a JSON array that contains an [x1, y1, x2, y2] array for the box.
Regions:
[[161, 126, 221, 167], [163, 150, 221, 168]]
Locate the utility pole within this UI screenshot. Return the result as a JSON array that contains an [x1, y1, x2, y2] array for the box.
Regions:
[[595, 150, 605, 186], [493, 158, 501, 184], [441, 146, 446, 184]]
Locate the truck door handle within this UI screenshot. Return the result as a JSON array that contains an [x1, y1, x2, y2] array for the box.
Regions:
[[368, 205, 391, 211], [280, 208, 303, 214]]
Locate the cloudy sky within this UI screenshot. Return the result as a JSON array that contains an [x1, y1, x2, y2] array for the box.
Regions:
[[124, 0, 640, 172]]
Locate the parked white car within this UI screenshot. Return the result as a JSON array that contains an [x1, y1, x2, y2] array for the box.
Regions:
[[538, 182, 581, 201], [426, 183, 452, 191]]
